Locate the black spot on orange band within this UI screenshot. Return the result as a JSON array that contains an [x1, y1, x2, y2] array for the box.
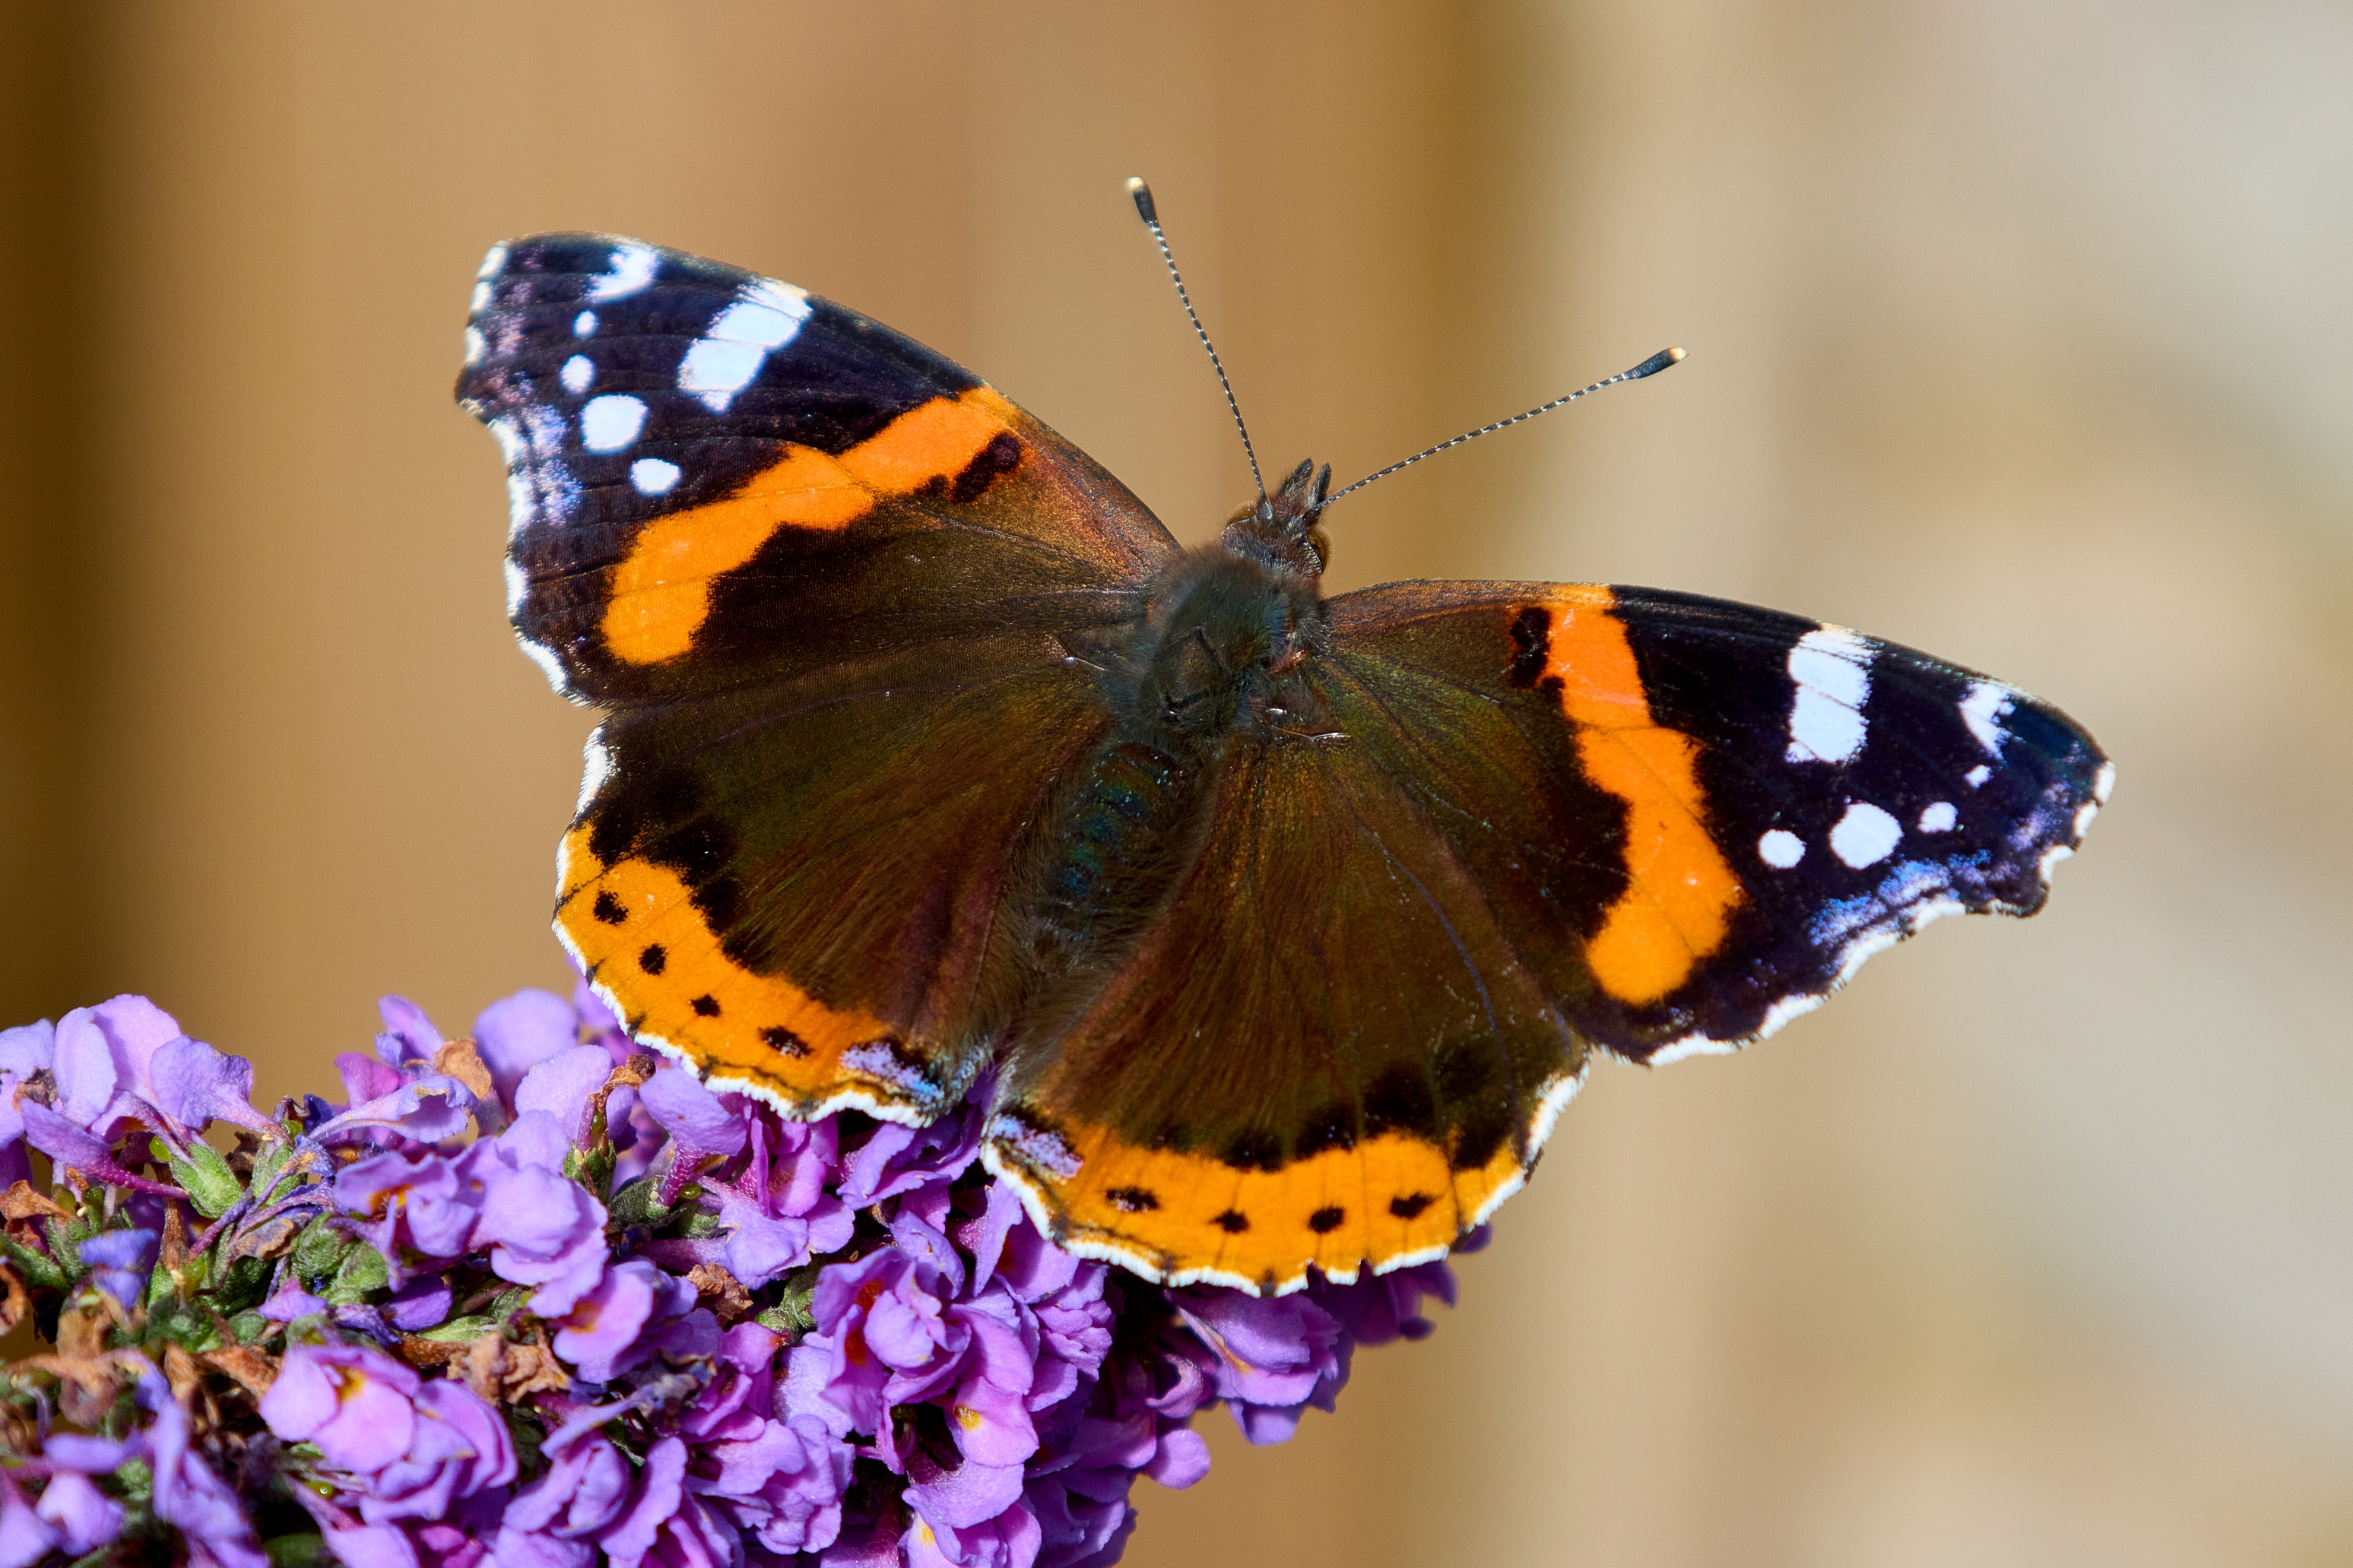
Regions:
[[759, 1025, 810, 1059], [1308, 1205, 1346, 1234], [1105, 1186, 1160, 1213], [1293, 1102, 1360, 1160], [690, 994, 721, 1018], [1213, 1210, 1250, 1234], [639, 944, 668, 975], [593, 892, 628, 925], [1222, 1129, 1285, 1172], [1389, 1193, 1435, 1220]]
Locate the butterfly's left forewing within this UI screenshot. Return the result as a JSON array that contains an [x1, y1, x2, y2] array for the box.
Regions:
[[458, 235, 1177, 1121]]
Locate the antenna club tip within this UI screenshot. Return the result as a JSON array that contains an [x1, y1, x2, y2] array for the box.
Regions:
[[1125, 178, 1159, 224], [1627, 347, 1685, 379], [1666, 346, 1687, 362]]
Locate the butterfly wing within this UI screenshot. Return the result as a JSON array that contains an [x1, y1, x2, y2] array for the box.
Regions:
[[984, 721, 1587, 1293], [458, 235, 1175, 1120], [1327, 581, 2111, 1060], [985, 579, 2108, 1291]]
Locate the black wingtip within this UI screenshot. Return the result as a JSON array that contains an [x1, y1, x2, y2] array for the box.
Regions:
[[1627, 347, 1686, 380], [1125, 176, 1159, 226]]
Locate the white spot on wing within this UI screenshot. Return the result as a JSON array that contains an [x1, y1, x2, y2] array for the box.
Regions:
[[631, 458, 681, 495], [463, 325, 485, 366], [560, 355, 594, 394], [677, 280, 813, 413], [1959, 680, 2012, 754], [1917, 800, 1958, 833], [585, 242, 659, 301], [1784, 626, 1873, 764], [1965, 763, 1992, 788], [502, 556, 528, 618], [477, 244, 508, 279], [1758, 828, 1806, 868], [574, 310, 598, 337], [2093, 761, 2117, 804], [1829, 800, 1902, 868], [469, 280, 491, 314], [579, 394, 647, 452]]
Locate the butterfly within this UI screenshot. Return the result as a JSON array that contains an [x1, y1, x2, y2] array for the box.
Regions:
[[455, 201, 2109, 1296]]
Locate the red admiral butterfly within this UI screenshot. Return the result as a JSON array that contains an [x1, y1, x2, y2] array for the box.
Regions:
[[456, 184, 2109, 1294]]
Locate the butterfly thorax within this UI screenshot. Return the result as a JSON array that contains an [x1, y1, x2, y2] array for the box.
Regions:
[[997, 462, 1338, 1011], [1102, 458, 1335, 753]]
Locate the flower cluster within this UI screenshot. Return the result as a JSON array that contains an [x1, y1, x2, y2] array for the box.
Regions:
[[0, 986, 1471, 1568]]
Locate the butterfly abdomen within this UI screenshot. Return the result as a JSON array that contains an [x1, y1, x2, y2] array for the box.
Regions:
[[1024, 740, 1204, 971]]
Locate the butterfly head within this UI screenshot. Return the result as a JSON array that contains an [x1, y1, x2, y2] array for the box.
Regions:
[[1108, 461, 1336, 750], [1220, 458, 1333, 585]]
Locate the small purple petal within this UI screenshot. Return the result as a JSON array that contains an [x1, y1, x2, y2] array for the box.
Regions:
[[0, 1021, 53, 1078], [473, 987, 581, 1105], [19, 1103, 184, 1196], [639, 1068, 747, 1203], [33, 1471, 122, 1555], [513, 1045, 614, 1145], [314, 1074, 476, 1146], [149, 1035, 273, 1135], [374, 995, 443, 1066]]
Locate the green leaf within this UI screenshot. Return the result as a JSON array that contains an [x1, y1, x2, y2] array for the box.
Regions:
[[228, 1310, 269, 1345], [578, 1142, 615, 1202], [167, 1140, 245, 1219], [2, 1233, 67, 1291], [606, 1175, 672, 1228], [211, 1253, 274, 1315], [287, 1216, 352, 1282], [263, 1535, 331, 1568], [248, 1138, 291, 1201], [411, 1314, 499, 1344], [43, 1215, 85, 1275], [324, 1243, 388, 1305]]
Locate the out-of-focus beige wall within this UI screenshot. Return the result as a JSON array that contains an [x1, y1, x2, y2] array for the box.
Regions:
[[2, 2, 2348, 1563]]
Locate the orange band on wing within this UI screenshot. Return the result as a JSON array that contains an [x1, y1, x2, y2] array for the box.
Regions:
[[556, 825, 925, 1114], [600, 388, 1020, 665], [998, 1119, 1530, 1292], [1537, 588, 1742, 1005]]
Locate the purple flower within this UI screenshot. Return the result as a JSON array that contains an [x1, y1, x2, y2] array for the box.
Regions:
[[338, 1148, 479, 1270], [513, 1044, 614, 1145], [313, 1072, 476, 1147], [471, 987, 581, 1105], [148, 1034, 276, 1138], [460, 1111, 608, 1313], [49, 994, 183, 1132], [78, 1227, 158, 1312], [638, 1067, 747, 1205], [261, 1344, 422, 1473], [350, 1378, 516, 1525], [1172, 1287, 1348, 1445], [552, 1259, 680, 1383], [375, 994, 443, 1067], [18, 1101, 184, 1197], [34, 1471, 123, 1556]]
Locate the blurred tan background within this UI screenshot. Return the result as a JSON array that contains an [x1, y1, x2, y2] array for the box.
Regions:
[[3, 2, 2349, 1563]]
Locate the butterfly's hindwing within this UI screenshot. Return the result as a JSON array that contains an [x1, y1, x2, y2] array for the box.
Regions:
[[984, 726, 1586, 1293]]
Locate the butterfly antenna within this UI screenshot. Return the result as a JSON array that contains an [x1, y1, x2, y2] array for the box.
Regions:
[[1127, 177, 1267, 506], [1312, 347, 1686, 516]]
